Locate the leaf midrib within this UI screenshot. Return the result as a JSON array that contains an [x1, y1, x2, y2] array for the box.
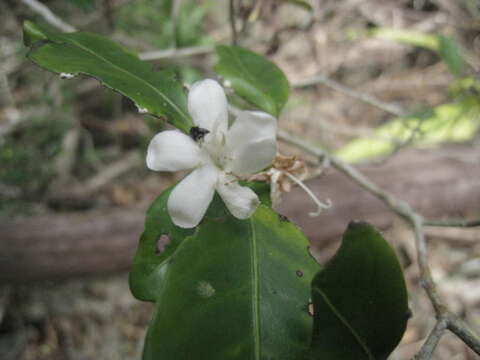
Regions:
[[47, 35, 190, 123], [249, 218, 261, 360], [313, 285, 374, 360]]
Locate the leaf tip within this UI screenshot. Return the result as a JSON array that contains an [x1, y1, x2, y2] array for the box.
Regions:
[[23, 20, 47, 47]]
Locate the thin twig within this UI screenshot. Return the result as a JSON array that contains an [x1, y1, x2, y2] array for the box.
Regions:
[[139, 46, 214, 61], [413, 318, 448, 360], [423, 218, 480, 228], [229, 0, 238, 45], [292, 74, 406, 117], [0, 67, 15, 108], [171, 0, 183, 48], [446, 315, 480, 355], [81, 151, 141, 195], [21, 0, 77, 32], [277, 129, 480, 356]]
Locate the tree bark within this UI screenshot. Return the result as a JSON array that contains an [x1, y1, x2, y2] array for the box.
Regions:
[[1, 146, 479, 283]]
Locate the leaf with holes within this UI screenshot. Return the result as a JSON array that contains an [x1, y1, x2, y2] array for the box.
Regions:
[[23, 21, 192, 132], [214, 45, 290, 117], [307, 222, 409, 360], [129, 184, 319, 360]]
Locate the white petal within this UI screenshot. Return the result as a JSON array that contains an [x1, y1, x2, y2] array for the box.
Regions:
[[146, 130, 201, 172], [188, 79, 228, 134], [216, 175, 260, 219], [225, 111, 277, 176], [168, 165, 219, 228]]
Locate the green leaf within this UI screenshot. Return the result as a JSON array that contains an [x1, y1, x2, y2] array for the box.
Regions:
[[23, 21, 47, 46], [130, 185, 318, 359], [371, 28, 465, 76], [23, 21, 193, 132], [214, 45, 290, 117], [437, 35, 465, 77], [308, 222, 409, 360], [278, 0, 313, 11], [336, 97, 480, 163]]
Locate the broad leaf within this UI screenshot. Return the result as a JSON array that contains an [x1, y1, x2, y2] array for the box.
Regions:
[[130, 185, 318, 360], [336, 96, 480, 163], [23, 21, 192, 132], [308, 222, 409, 360], [214, 45, 290, 117]]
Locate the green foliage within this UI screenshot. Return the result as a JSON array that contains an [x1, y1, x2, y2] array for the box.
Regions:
[[23, 21, 193, 133], [278, 0, 313, 11], [0, 116, 70, 198], [65, 0, 96, 11], [336, 96, 480, 163], [371, 28, 466, 76], [117, 0, 210, 49], [214, 45, 290, 117], [129, 185, 318, 359], [308, 222, 409, 360]]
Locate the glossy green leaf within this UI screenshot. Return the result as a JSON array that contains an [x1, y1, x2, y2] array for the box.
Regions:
[[371, 28, 465, 76], [23, 21, 192, 132], [336, 96, 480, 163], [130, 185, 318, 359], [307, 222, 409, 360], [214, 45, 290, 117]]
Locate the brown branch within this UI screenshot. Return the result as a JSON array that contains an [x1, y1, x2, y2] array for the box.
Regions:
[[2, 146, 478, 283], [446, 315, 480, 355], [229, 0, 238, 45], [413, 318, 448, 360], [423, 218, 480, 228], [138, 46, 213, 61], [292, 74, 406, 116]]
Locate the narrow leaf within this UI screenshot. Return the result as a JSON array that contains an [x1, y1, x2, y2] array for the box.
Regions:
[[371, 28, 465, 76], [23, 21, 193, 132], [214, 45, 290, 117], [308, 222, 409, 360], [278, 0, 313, 11], [336, 97, 480, 163]]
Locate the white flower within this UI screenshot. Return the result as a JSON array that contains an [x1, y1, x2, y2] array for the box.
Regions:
[[146, 79, 277, 228]]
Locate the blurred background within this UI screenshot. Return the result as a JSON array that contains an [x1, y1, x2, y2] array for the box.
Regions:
[[1, 0, 479, 359]]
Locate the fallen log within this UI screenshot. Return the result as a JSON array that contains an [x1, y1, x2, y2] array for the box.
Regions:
[[1, 146, 479, 282]]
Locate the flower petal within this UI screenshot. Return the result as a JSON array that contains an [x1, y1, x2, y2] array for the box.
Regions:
[[146, 130, 201, 172], [168, 165, 219, 228], [216, 175, 260, 219], [188, 79, 228, 134], [225, 111, 277, 176]]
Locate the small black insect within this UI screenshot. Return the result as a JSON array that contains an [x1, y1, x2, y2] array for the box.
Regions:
[[278, 214, 290, 222], [189, 126, 210, 142]]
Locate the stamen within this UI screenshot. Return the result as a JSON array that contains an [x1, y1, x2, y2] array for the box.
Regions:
[[285, 172, 332, 217]]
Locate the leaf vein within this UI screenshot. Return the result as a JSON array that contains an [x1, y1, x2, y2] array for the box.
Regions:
[[312, 285, 374, 359], [55, 35, 189, 124]]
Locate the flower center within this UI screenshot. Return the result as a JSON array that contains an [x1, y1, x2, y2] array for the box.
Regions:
[[201, 131, 229, 170]]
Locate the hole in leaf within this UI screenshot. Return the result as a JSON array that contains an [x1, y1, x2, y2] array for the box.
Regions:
[[307, 302, 314, 317], [155, 234, 171, 255]]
